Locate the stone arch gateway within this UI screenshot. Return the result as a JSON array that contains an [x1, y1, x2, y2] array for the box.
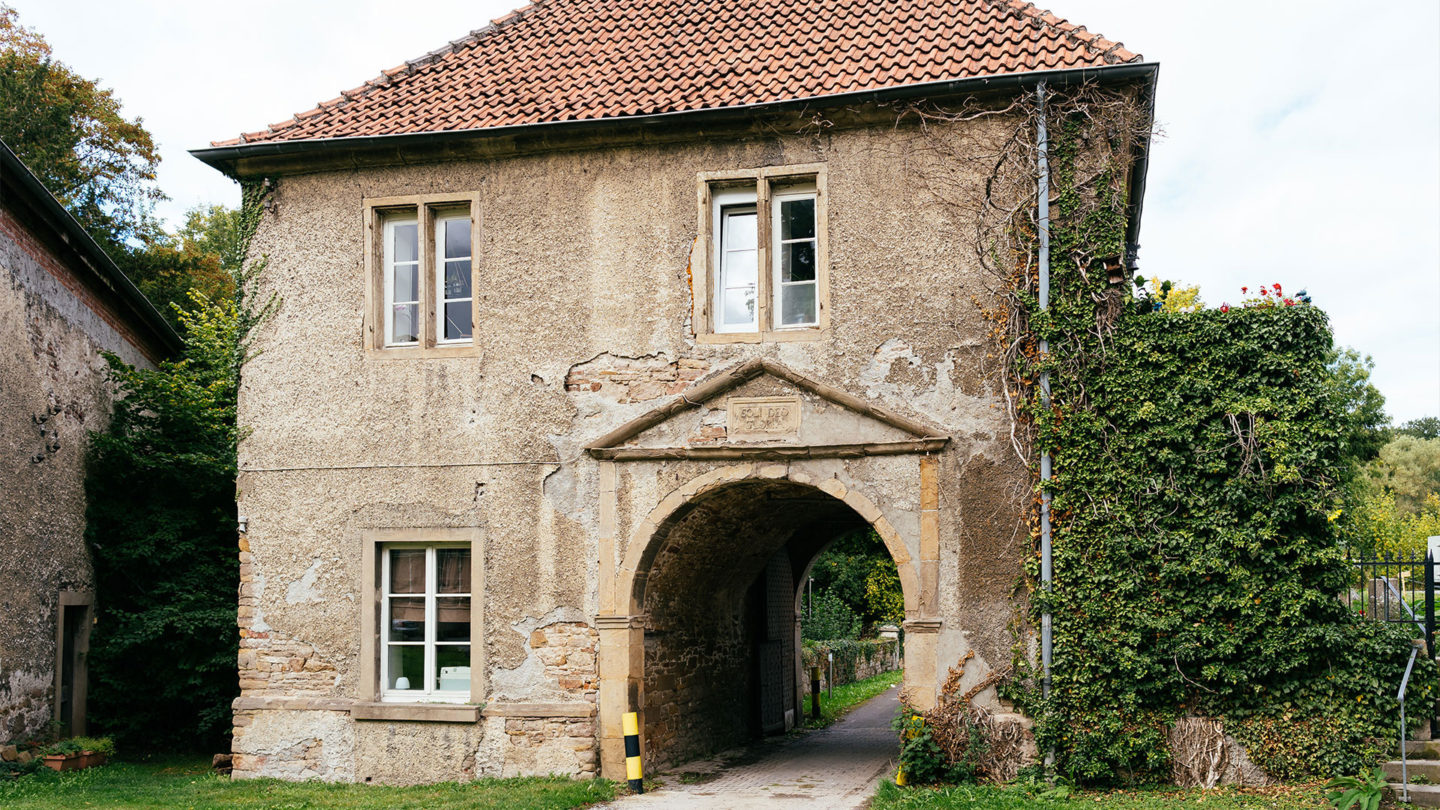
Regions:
[[588, 359, 959, 779]]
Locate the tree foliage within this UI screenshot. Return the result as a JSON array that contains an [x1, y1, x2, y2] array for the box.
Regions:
[[801, 590, 861, 642], [1396, 417, 1440, 441], [85, 292, 244, 751], [806, 529, 905, 635], [0, 5, 163, 250]]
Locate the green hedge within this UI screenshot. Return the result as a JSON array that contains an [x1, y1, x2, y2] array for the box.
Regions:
[[803, 639, 900, 691]]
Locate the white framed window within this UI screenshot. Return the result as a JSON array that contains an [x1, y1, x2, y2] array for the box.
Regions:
[[383, 216, 420, 346], [380, 544, 472, 703], [772, 185, 818, 328], [364, 193, 479, 356], [435, 214, 473, 343], [696, 166, 828, 342], [713, 187, 759, 334]]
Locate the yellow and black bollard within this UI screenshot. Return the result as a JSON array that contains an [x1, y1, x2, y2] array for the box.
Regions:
[[623, 711, 644, 794]]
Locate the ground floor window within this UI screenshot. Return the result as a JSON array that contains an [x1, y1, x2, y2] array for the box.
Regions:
[[380, 544, 472, 703]]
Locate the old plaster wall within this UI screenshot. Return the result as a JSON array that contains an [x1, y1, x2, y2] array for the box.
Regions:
[[233, 108, 1027, 781], [0, 207, 153, 743]]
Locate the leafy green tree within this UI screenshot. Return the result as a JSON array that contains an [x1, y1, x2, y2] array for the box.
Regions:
[[1397, 417, 1440, 441], [1326, 348, 1389, 464], [1364, 436, 1440, 516], [0, 5, 163, 251], [85, 247, 272, 751], [801, 590, 861, 641], [807, 529, 904, 632]]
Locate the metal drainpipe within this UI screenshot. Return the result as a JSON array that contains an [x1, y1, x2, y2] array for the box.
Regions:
[[1037, 82, 1053, 701]]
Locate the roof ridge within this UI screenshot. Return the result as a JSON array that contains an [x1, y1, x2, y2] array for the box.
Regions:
[[221, 0, 553, 146], [985, 0, 1141, 65]]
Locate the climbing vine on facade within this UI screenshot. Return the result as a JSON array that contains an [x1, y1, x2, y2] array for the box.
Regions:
[[907, 83, 1436, 785]]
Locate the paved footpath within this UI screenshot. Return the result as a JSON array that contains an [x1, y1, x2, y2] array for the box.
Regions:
[[597, 685, 900, 809]]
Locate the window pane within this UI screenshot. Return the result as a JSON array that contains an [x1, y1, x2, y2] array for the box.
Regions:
[[780, 198, 815, 241], [435, 647, 470, 691], [781, 242, 815, 282], [387, 597, 426, 641], [387, 644, 424, 691], [722, 286, 756, 326], [444, 260, 471, 300], [392, 304, 419, 343], [393, 263, 418, 302], [389, 550, 426, 593], [392, 223, 418, 263], [444, 219, 470, 260], [781, 283, 817, 326], [723, 210, 756, 251], [443, 302, 472, 341], [723, 250, 757, 287], [436, 597, 470, 642], [437, 549, 471, 593]]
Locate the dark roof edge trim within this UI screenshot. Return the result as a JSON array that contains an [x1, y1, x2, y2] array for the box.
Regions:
[[192, 62, 1160, 177], [1, 140, 183, 357]]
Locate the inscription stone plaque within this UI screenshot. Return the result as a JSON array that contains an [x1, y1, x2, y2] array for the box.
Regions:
[[727, 396, 801, 440]]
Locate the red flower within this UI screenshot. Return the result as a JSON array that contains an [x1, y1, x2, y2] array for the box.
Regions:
[[1283, 298, 1294, 306], [1260, 288, 1268, 295], [1241, 286, 1248, 294], [1273, 283, 1282, 291], [1220, 304, 1230, 313]]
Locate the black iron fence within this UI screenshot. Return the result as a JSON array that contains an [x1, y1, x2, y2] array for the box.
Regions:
[[1343, 552, 1434, 654]]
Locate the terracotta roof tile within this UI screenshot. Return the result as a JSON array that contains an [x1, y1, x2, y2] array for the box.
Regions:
[[215, 0, 1140, 146]]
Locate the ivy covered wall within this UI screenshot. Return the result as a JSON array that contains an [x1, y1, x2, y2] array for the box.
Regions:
[[999, 90, 1439, 785]]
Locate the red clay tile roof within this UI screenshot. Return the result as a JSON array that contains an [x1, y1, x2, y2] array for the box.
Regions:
[[216, 0, 1140, 146]]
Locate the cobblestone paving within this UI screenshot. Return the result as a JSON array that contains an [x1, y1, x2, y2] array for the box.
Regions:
[[599, 685, 900, 809]]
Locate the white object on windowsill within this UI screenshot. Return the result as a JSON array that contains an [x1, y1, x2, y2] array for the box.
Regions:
[[439, 666, 470, 692], [394, 676, 411, 690]]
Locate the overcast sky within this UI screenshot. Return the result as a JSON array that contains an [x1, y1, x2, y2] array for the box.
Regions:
[[8, 0, 1438, 422]]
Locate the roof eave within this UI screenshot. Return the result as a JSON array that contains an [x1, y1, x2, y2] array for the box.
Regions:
[[192, 62, 1159, 179], [1, 140, 184, 358]]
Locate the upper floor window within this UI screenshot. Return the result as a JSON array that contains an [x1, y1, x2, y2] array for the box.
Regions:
[[696, 165, 828, 343], [365, 193, 480, 357]]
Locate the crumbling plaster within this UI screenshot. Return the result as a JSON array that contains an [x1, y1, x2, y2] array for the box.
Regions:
[[233, 109, 1027, 781]]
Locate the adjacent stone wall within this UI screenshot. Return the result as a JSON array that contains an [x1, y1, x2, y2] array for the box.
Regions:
[[0, 204, 157, 743], [802, 638, 900, 694]]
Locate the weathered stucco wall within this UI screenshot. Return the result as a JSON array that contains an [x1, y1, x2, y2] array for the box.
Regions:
[[0, 206, 153, 743], [233, 109, 1028, 782]]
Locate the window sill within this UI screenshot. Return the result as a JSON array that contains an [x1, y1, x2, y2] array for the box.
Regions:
[[351, 702, 481, 723], [366, 344, 483, 359], [696, 328, 827, 345]]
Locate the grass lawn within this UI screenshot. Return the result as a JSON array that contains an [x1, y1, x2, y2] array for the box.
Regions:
[[872, 780, 1331, 809], [803, 667, 904, 728], [0, 757, 616, 810]]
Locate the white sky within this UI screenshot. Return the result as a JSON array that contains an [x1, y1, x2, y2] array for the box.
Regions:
[[9, 0, 1439, 421]]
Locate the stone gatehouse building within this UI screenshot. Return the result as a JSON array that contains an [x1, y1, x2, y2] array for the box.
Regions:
[[194, 0, 1155, 784]]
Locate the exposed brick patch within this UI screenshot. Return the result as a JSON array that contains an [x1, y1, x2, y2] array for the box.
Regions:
[[502, 717, 598, 777], [564, 353, 709, 403], [529, 622, 599, 702], [236, 542, 336, 696]]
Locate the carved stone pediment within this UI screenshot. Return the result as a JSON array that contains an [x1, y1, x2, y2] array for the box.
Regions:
[[584, 358, 948, 461]]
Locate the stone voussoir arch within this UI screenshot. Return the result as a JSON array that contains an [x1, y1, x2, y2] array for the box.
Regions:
[[613, 462, 921, 620]]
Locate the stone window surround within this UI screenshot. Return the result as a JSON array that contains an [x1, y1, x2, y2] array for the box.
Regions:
[[357, 527, 484, 723], [693, 164, 830, 344], [362, 192, 482, 358]]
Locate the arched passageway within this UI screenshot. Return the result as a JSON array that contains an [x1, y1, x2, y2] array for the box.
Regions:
[[629, 478, 908, 769]]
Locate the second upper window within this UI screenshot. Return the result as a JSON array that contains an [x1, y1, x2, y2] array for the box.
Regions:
[[699, 165, 828, 341]]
